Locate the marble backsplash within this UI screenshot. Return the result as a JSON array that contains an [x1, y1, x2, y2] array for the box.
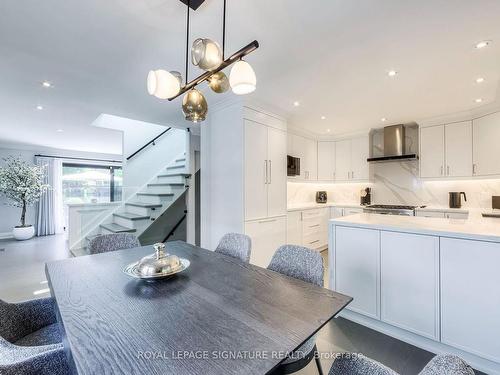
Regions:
[[288, 161, 500, 209]]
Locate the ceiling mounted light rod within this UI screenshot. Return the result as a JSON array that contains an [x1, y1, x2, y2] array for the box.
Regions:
[[185, 0, 190, 84], [222, 0, 226, 59], [169, 40, 259, 101]]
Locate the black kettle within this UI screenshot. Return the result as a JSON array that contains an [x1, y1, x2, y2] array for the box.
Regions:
[[449, 192, 466, 209]]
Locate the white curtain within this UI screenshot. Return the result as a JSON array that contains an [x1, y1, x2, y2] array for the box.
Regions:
[[35, 157, 64, 236]]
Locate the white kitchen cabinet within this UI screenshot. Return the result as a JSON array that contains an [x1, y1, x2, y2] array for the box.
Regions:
[[245, 120, 286, 221], [473, 112, 500, 176], [344, 208, 363, 216], [245, 216, 286, 268], [441, 238, 500, 362], [335, 226, 380, 319], [335, 140, 351, 181], [351, 136, 369, 181], [301, 208, 328, 250], [245, 120, 269, 220], [416, 211, 445, 218], [445, 121, 472, 177], [288, 134, 317, 180], [445, 212, 468, 219], [267, 127, 287, 217], [317, 142, 335, 181], [286, 211, 302, 246], [334, 138, 369, 182], [331, 207, 344, 218], [420, 126, 445, 178], [381, 232, 440, 340], [304, 138, 318, 180]]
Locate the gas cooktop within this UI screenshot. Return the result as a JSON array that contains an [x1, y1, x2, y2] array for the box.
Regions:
[[365, 204, 418, 210]]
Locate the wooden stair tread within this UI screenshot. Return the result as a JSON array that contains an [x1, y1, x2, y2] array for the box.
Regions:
[[125, 202, 162, 208]]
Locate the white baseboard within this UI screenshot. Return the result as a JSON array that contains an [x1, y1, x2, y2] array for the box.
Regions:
[[0, 232, 13, 240]]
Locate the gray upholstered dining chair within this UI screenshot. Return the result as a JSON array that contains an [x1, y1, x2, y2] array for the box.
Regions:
[[267, 245, 324, 375], [0, 297, 69, 374], [328, 353, 475, 375], [88, 233, 140, 254], [215, 233, 252, 263]]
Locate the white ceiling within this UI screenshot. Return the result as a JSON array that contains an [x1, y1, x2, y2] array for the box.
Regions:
[[0, 0, 499, 152]]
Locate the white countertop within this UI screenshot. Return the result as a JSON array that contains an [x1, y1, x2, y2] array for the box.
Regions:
[[287, 203, 364, 212], [330, 212, 500, 243]]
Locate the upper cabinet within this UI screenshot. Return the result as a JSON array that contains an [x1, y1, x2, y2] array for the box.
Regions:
[[335, 136, 369, 182], [445, 122, 473, 177], [473, 112, 500, 177], [288, 134, 317, 180], [290, 133, 369, 183], [317, 142, 335, 181], [420, 126, 444, 178], [420, 121, 472, 178]]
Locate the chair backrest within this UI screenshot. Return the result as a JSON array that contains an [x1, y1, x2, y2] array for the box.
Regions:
[[88, 233, 140, 255], [267, 245, 324, 287], [215, 233, 252, 263]]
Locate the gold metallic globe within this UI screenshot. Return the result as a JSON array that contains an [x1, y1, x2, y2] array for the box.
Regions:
[[182, 89, 208, 123], [191, 38, 223, 71], [208, 72, 230, 94]]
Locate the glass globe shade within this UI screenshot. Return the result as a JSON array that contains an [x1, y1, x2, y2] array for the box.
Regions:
[[182, 89, 208, 123], [191, 38, 223, 71], [146, 70, 181, 99], [208, 72, 229, 93], [229, 60, 256, 95]]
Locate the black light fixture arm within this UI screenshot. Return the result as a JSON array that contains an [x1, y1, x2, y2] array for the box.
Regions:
[[169, 39, 259, 101]]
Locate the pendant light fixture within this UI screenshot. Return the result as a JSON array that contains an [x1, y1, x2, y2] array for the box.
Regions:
[[146, 0, 259, 123]]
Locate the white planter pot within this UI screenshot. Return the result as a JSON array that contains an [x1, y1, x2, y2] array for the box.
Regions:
[[13, 226, 35, 241]]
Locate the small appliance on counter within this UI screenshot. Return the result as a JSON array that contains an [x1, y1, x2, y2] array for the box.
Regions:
[[481, 196, 500, 218], [287, 155, 300, 176], [360, 187, 372, 206], [449, 192, 466, 209], [316, 191, 327, 204]]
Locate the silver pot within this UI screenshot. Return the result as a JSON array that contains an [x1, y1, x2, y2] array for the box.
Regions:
[[136, 243, 182, 277]]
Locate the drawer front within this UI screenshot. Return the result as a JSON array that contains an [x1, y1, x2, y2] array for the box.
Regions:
[[303, 232, 322, 249], [302, 220, 322, 236]]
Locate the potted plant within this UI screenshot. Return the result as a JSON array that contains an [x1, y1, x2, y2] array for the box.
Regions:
[[0, 156, 49, 240]]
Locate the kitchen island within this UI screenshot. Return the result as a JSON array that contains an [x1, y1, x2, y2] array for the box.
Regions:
[[329, 213, 500, 375]]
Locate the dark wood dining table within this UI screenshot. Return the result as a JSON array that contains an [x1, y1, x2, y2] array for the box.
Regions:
[[46, 241, 352, 375]]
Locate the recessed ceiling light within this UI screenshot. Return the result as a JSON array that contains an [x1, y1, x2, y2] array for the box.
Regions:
[[56, 129, 64, 132], [387, 70, 398, 77], [293, 101, 300, 107], [476, 77, 485, 84], [475, 98, 483, 103], [475, 40, 491, 49], [326, 129, 331, 133], [36, 105, 44, 110], [42, 81, 52, 88], [381, 117, 387, 122], [321, 116, 326, 120]]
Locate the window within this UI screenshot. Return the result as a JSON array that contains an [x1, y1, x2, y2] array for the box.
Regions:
[[62, 163, 122, 204]]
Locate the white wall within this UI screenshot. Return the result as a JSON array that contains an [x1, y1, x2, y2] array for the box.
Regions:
[[0, 144, 122, 237], [200, 101, 245, 249]]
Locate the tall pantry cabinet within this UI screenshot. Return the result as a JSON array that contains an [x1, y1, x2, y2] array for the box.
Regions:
[[201, 101, 287, 268]]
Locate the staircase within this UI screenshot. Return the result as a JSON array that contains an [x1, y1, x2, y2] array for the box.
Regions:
[[80, 155, 190, 253]]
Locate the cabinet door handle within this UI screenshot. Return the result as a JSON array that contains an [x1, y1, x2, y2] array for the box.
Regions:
[[309, 240, 320, 244], [440, 166, 443, 176], [264, 160, 268, 184], [351, 171, 354, 179], [309, 224, 320, 228], [269, 160, 272, 184], [447, 165, 450, 176], [473, 164, 477, 175]]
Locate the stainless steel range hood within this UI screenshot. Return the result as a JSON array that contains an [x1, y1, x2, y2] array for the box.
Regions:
[[367, 124, 418, 162]]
